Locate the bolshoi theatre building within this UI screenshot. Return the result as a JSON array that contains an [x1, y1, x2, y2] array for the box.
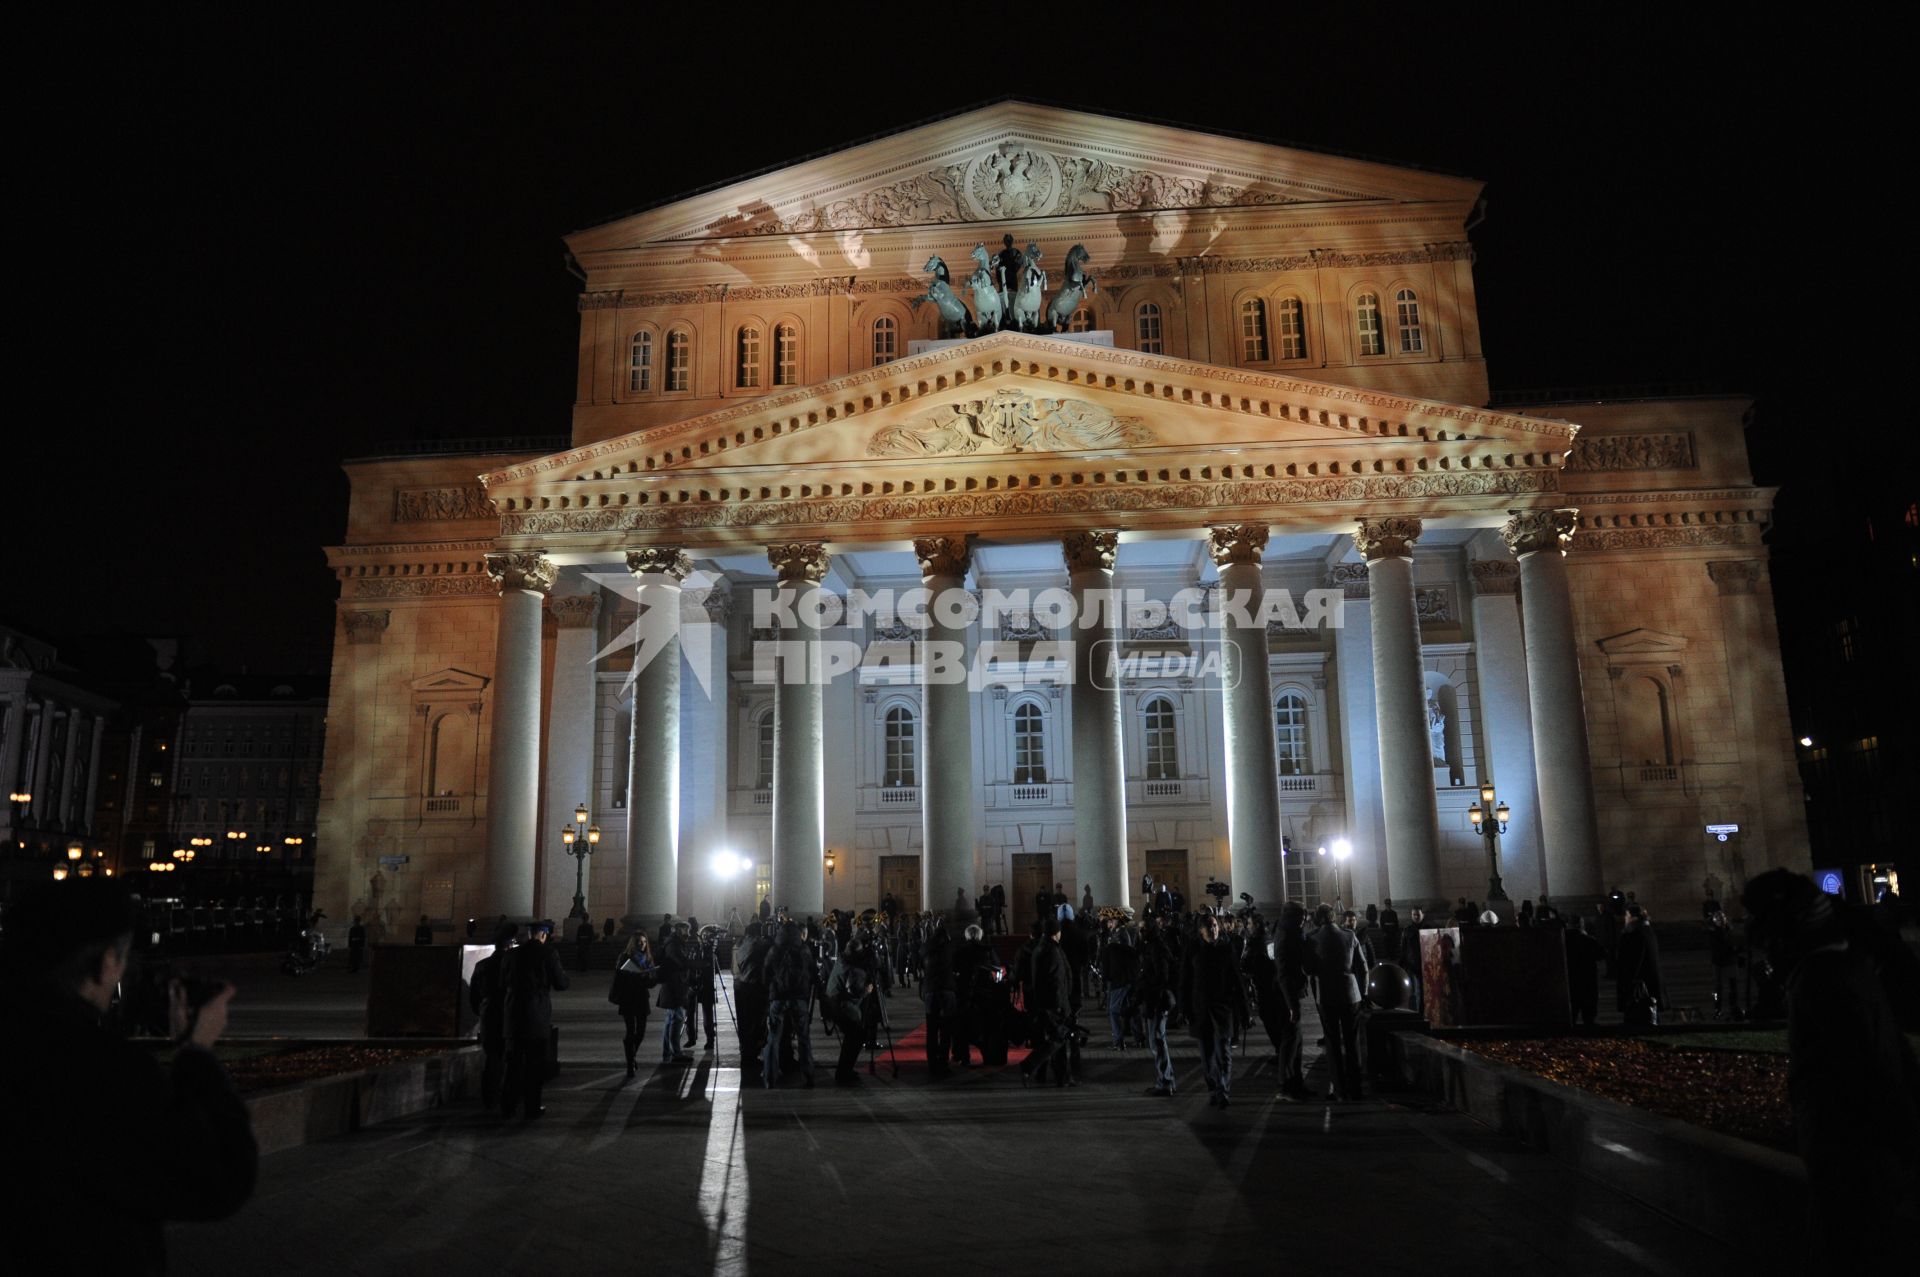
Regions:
[[314, 103, 1804, 937]]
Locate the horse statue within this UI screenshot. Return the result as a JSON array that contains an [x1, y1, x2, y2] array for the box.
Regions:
[[907, 255, 970, 338], [1007, 242, 1047, 333], [1046, 244, 1098, 332], [966, 242, 1006, 335]]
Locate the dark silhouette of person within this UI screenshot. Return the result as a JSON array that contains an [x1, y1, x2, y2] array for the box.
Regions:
[[500, 921, 568, 1117], [347, 914, 367, 973]]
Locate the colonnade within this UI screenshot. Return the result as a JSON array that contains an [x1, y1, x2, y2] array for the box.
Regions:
[[474, 509, 1604, 920]]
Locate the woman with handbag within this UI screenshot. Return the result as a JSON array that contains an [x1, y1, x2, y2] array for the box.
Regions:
[[610, 933, 657, 1079]]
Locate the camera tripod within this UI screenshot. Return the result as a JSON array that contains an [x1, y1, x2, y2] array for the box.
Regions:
[[865, 985, 900, 1078]]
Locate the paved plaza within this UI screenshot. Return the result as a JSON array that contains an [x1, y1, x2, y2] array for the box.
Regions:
[[171, 955, 1740, 1276]]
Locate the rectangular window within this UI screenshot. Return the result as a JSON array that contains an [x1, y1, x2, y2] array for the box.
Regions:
[[1278, 298, 1306, 360]]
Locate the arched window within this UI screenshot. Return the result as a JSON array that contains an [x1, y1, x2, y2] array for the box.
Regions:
[[1277, 297, 1306, 360], [1068, 306, 1094, 333], [1356, 294, 1384, 357], [773, 323, 799, 386], [755, 710, 775, 789], [883, 706, 917, 787], [666, 328, 692, 391], [735, 326, 762, 388], [627, 330, 653, 393], [1274, 692, 1311, 776], [1135, 302, 1163, 353], [1142, 696, 1178, 780], [1395, 288, 1424, 353], [872, 316, 898, 365], [1240, 298, 1269, 362], [1013, 702, 1047, 784]]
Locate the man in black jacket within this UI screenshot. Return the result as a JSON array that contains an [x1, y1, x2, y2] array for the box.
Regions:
[[1184, 911, 1251, 1108], [1615, 904, 1664, 1022], [1274, 902, 1313, 1100], [501, 921, 569, 1117], [1398, 907, 1426, 1013], [734, 920, 772, 1076], [2, 879, 257, 1274], [654, 923, 697, 1066], [469, 922, 517, 1106], [1312, 904, 1368, 1100], [760, 920, 816, 1087], [347, 914, 367, 973], [1020, 913, 1075, 1086], [1135, 917, 1178, 1095], [1564, 917, 1606, 1026]]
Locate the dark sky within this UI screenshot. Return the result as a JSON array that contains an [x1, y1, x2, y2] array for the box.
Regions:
[[9, 9, 1880, 674]]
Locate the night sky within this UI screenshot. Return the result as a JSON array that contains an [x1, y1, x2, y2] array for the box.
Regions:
[[9, 9, 1881, 676]]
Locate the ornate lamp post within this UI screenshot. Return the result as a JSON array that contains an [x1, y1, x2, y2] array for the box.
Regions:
[[562, 802, 600, 923], [1467, 780, 1513, 904]]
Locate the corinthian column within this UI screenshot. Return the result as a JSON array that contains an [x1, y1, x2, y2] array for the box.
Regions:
[[1210, 525, 1284, 909], [484, 551, 555, 917], [768, 542, 829, 917], [1065, 530, 1128, 911], [625, 548, 690, 926], [1357, 517, 1441, 905], [915, 535, 977, 916], [542, 587, 601, 921], [1502, 509, 1602, 899]]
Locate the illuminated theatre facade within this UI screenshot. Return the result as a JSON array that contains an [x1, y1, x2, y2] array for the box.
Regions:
[[314, 103, 1803, 936]]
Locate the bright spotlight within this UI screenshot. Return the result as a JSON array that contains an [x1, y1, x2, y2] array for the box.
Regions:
[[1332, 838, 1353, 861], [711, 851, 742, 879]]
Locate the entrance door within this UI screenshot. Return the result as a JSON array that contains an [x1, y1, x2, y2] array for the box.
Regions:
[[878, 856, 921, 911], [1145, 849, 1189, 905], [1010, 853, 1054, 927]]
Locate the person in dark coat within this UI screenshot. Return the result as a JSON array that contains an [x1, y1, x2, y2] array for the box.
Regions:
[[501, 921, 569, 1117], [1, 879, 257, 1275], [608, 932, 655, 1078], [1398, 907, 1426, 1014], [574, 919, 595, 973], [921, 923, 957, 1078], [1102, 924, 1140, 1048], [823, 940, 875, 1085], [469, 922, 517, 1106], [1563, 916, 1605, 1027], [734, 920, 772, 1076], [1135, 916, 1178, 1095], [1274, 902, 1312, 1100], [654, 923, 697, 1065], [685, 928, 719, 1052], [414, 913, 434, 945], [1615, 905, 1663, 1023], [990, 883, 1006, 935], [1020, 912, 1075, 1086], [1708, 910, 1743, 1019], [950, 924, 995, 1066], [347, 914, 367, 973], [1311, 904, 1367, 1100], [760, 920, 816, 1087], [1183, 911, 1251, 1107]]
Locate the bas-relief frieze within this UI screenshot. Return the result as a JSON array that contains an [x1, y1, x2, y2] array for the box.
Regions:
[[867, 392, 1151, 458], [498, 470, 1554, 536], [348, 576, 494, 599], [392, 485, 494, 523], [1571, 526, 1756, 551], [1564, 432, 1696, 472]]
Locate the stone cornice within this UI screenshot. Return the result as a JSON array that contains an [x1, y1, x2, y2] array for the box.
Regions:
[[1573, 525, 1761, 553], [482, 335, 1572, 489], [328, 541, 495, 600]]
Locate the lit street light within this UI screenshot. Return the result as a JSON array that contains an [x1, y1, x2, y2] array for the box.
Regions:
[[1467, 780, 1514, 905], [562, 802, 600, 923]]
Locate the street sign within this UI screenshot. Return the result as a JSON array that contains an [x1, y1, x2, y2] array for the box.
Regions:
[[378, 854, 410, 869], [1705, 822, 1739, 842]]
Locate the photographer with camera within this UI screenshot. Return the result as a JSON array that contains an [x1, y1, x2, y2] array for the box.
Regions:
[[761, 920, 816, 1088], [1184, 910, 1251, 1109], [733, 920, 772, 1078], [1018, 912, 1075, 1088], [2, 878, 257, 1272], [823, 938, 876, 1085]]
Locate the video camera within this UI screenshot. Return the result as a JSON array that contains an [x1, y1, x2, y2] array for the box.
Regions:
[[1205, 879, 1231, 904]]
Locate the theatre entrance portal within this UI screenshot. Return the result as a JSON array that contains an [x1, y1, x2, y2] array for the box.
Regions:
[[1011, 853, 1053, 927], [1145, 849, 1190, 905], [878, 856, 920, 909]]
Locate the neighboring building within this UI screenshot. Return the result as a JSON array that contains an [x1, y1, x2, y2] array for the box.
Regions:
[[171, 675, 326, 878], [1, 625, 119, 890], [314, 102, 1806, 936], [71, 634, 190, 879]]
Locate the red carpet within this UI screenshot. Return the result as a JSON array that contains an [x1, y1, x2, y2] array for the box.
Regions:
[[885, 1021, 1031, 1072]]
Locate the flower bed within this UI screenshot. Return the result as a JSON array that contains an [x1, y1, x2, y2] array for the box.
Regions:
[[214, 1045, 445, 1095], [1458, 1035, 1793, 1151]]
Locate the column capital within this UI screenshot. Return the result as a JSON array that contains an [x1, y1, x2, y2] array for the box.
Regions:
[[342, 609, 391, 646], [766, 541, 830, 583], [1500, 508, 1579, 558], [1062, 529, 1118, 574], [1706, 559, 1761, 595], [549, 595, 601, 629], [1206, 524, 1269, 567], [1326, 562, 1370, 599], [686, 582, 733, 624], [912, 534, 972, 580], [1355, 516, 1423, 562], [485, 551, 556, 595], [1468, 560, 1520, 595], [625, 546, 692, 580]]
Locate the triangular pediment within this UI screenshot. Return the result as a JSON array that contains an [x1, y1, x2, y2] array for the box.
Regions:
[[408, 668, 490, 693], [1596, 628, 1690, 657], [486, 334, 1572, 494], [569, 101, 1483, 248]]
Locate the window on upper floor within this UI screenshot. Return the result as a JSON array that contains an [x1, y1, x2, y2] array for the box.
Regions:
[[1240, 298, 1269, 362], [872, 316, 898, 365], [773, 323, 799, 386], [1277, 296, 1307, 360], [1142, 696, 1178, 780], [1013, 702, 1047, 784], [1356, 293, 1384, 357], [665, 328, 692, 392], [1396, 289, 1424, 353], [736, 326, 762, 389], [1275, 692, 1311, 775], [755, 711, 775, 789], [883, 706, 917, 787], [1135, 302, 1163, 354], [1067, 306, 1094, 333], [628, 330, 653, 392]]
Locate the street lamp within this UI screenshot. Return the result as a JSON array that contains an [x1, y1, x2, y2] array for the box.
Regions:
[[562, 802, 600, 923], [824, 850, 836, 879], [1467, 780, 1513, 904]]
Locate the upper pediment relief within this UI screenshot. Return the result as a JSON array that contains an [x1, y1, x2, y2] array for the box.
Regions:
[[569, 102, 1482, 250], [1595, 628, 1690, 657]]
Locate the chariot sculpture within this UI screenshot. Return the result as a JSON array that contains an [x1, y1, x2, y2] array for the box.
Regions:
[[908, 233, 1099, 338]]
